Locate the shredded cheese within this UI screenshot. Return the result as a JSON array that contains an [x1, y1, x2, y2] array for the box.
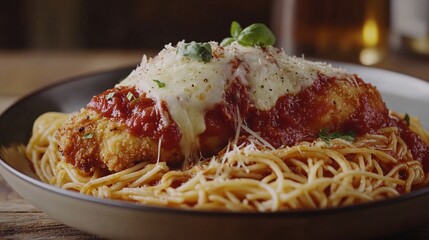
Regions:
[[119, 41, 347, 160]]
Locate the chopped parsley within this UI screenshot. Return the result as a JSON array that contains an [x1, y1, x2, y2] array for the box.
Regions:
[[105, 92, 115, 100], [126, 92, 135, 101], [318, 129, 355, 143], [82, 133, 93, 139], [404, 113, 410, 126], [153, 79, 166, 88]]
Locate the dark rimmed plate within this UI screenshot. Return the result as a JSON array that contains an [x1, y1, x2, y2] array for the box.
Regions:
[[1, 64, 429, 240]]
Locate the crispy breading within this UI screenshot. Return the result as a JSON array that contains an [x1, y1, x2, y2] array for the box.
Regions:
[[56, 109, 182, 173]]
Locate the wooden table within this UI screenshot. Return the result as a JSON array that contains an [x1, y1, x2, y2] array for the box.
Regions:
[[0, 50, 428, 239]]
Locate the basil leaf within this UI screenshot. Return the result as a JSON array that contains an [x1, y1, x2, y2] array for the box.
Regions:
[[319, 129, 355, 143], [230, 21, 242, 39], [404, 113, 410, 126], [220, 37, 235, 47], [153, 79, 166, 88], [237, 23, 276, 47], [177, 42, 212, 63], [220, 21, 276, 47]]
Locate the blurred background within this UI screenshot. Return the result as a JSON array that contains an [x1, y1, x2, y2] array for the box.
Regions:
[[0, 0, 272, 50], [0, 0, 428, 111]]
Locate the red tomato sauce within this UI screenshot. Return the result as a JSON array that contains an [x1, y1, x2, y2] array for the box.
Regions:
[[87, 87, 181, 149], [392, 117, 429, 172], [203, 75, 389, 149], [87, 75, 429, 171]]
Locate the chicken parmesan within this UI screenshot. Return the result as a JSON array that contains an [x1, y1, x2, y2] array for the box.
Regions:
[[26, 22, 429, 211]]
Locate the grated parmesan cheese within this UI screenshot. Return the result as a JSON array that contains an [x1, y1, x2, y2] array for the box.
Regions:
[[118, 41, 347, 160]]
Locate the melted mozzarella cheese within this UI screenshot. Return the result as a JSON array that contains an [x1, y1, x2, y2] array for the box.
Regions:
[[119, 41, 347, 159], [120, 42, 232, 159], [231, 45, 346, 110]]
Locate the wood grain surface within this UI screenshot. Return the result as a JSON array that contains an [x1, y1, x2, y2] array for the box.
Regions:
[[0, 51, 428, 239]]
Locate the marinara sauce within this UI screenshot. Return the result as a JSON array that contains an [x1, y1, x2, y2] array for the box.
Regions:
[[87, 86, 181, 149], [87, 76, 429, 171]]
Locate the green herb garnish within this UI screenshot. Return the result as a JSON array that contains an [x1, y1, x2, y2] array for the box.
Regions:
[[105, 92, 115, 100], [153, 79, 166, 88], [404, 113, 410, 126], [220, 21, 276, 47], [318, 129, 355, 143], [230, 21, 242, 39], [126, 92, 135, 101], [220, 37, 235, 47], [83, 133, 93, 139], [177, 42, 212, 63]]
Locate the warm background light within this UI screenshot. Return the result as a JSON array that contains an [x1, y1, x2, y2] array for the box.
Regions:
[[362, 18, 379, 47], [360, 18, 382, 65], [274, 0, 389, 65]]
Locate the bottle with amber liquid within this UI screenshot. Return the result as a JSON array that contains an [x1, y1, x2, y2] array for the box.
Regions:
[[273, 0, 390, 65]]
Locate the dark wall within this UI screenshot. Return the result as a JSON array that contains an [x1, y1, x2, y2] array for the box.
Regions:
[[0, 1, 27, 49], [0, 0, 273, 50]]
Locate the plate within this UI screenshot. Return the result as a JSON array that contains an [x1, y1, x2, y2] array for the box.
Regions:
[[1, 64, 429, 240]]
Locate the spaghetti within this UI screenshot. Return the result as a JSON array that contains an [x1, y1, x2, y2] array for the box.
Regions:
[[26, 112, 429, 211]]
